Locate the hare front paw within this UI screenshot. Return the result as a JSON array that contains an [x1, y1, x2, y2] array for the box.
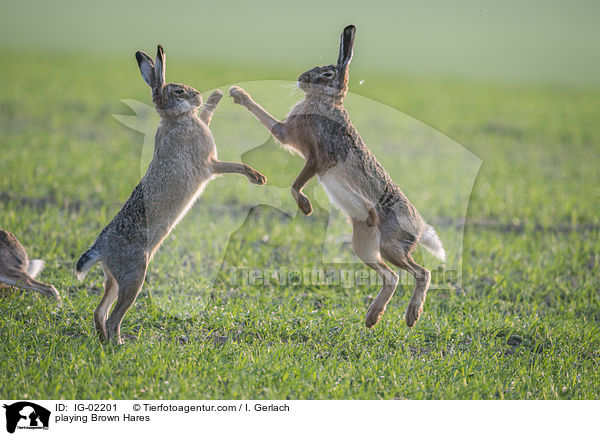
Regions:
[[297, 193, 313, 215], [246, 166, 267, 185], [207, 89, 224, 103], [229, 86, 251, 106]]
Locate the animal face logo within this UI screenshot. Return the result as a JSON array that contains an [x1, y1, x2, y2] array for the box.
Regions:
[[3, 402, 51, 433]]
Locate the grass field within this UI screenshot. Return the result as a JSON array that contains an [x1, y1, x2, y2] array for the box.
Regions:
[[1, 49, 599, 400]]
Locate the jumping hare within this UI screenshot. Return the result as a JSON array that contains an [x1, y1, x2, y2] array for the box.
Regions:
[[229, 25, 445, 328], [76, 45, 266, 343], [0, 229, 60, 301]]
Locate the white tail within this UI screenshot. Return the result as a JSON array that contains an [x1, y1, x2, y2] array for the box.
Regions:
[[419, 225, 446, 262], [27, 259, 45, 279]]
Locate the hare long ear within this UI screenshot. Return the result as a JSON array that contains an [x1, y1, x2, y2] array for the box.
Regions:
[[154, 45, 166, 88], [337, 25, 356, 73], [136, 50, 155, 88]]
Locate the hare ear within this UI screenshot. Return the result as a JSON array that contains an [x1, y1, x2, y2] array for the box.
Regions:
[[155, 45, 166, 88], [337, 25, 356, 72], [136, 50, 155, 88]]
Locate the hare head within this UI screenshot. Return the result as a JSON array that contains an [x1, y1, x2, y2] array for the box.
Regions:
[[297, 25, 355, 99], [135, 45, 203, 118]]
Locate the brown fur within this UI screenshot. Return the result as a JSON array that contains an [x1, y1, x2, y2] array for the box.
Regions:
[[230, 25, 444, 328], [76, 45, 266, 344], [0, 229, 60, 301]]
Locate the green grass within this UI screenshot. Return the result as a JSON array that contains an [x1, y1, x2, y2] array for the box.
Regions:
[[0, 50, 599, 399]]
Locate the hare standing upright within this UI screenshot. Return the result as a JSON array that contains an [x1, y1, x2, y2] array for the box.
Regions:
[[0, 229, 60, 301], [76, 45, 266, 343], [229, 25, 445, 328]]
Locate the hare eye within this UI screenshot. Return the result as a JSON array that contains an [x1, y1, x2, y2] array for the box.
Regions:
[[321, 71, 335, 79], [174, 89, 185, 95]]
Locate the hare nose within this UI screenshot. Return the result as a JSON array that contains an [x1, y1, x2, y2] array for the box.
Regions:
[[298, 73, 308, 82]]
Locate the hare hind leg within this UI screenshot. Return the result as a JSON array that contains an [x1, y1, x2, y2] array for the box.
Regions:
[[94, 264, 118, 340], [381, 241, 431, 327], [0, 270, 59, 300], [351, 219, 399, 328], [105, 261, 147, 344]]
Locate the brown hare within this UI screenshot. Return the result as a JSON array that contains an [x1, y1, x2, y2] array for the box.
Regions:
[[229, 25, 445, 328], [0, 229, 60, 301], [76, 45, 266, 344]]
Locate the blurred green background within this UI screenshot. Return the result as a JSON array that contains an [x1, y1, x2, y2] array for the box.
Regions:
[[2, 0, 599, 85]]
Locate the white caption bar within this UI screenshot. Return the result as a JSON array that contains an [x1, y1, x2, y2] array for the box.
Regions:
[[0, 400, 595, 435]]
